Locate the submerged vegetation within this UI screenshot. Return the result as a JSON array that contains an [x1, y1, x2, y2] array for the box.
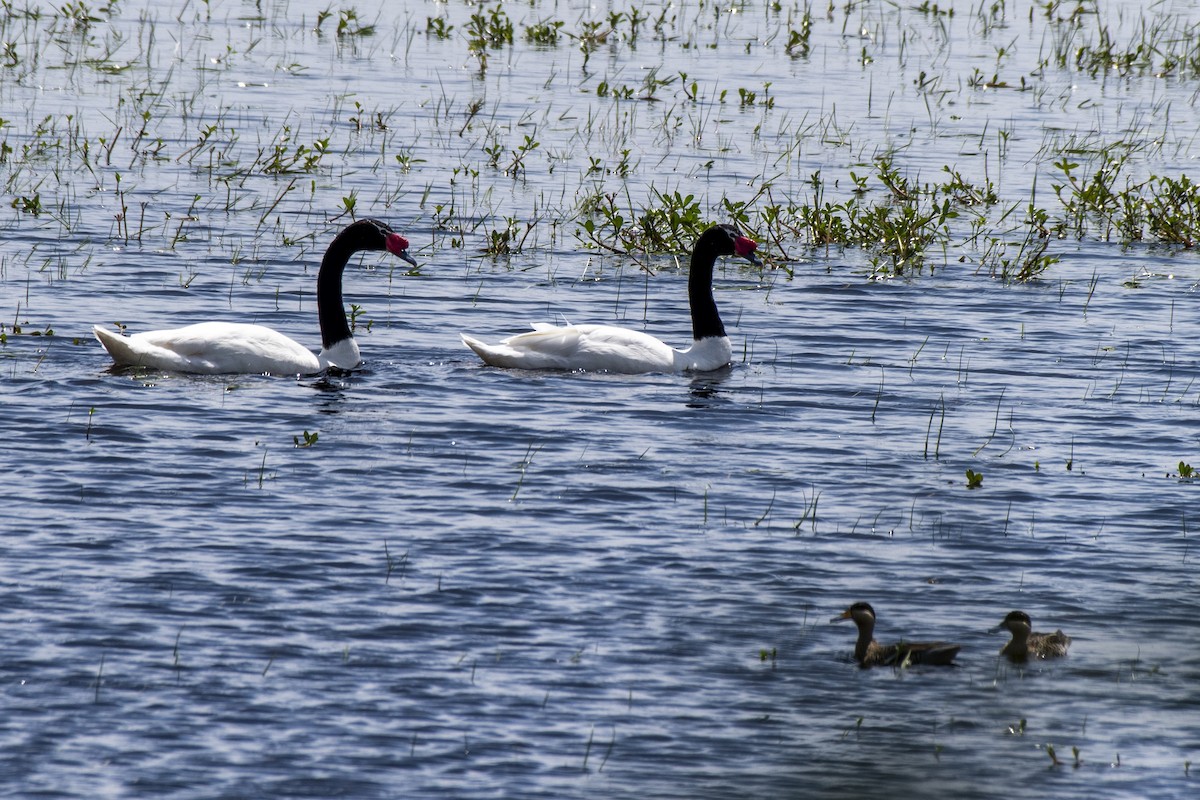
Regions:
[[1, 0, 1200, 284]]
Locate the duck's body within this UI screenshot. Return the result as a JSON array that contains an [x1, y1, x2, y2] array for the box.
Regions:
[[994, 611, 1070, 661], [94, 219, 416, 376], [832, 602, 961, 668], [461, 224, 760, 374]]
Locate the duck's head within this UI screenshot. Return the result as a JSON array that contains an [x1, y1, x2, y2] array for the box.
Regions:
[[830, 602, 877, 628], [992, 610, 1032, 635]]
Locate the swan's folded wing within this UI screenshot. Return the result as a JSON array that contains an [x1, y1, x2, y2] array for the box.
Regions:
[[463, 324, 675, 372], [96, 322, 320, 375], [94, 325, 167, 367], [94, 324, 217, 372], [460, 328, 582, 369], [503, 324, 587, 351]]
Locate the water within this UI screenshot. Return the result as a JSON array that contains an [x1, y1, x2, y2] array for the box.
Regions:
[[3, 0, 1200, 797]]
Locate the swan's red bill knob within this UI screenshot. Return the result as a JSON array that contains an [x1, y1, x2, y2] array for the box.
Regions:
[[386, 233, 418, 266], [734, 235, 762, 265]]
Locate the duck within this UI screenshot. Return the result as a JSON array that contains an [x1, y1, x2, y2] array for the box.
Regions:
[[831, 602, 961, 668], [993, 611, 1070, 661], [460, 224, 762, 373], [94, 219, 418, 375]]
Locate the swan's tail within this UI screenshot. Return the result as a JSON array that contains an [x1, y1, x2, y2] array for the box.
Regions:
[[461, 333, 502, 364], [462, 332, 540, 368], [461, 326, 586, 370], [93, 325, 140, 366]]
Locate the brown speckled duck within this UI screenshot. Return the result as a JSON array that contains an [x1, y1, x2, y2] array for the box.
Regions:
[[993, 611, 1070, 661], [831, 602, 961, 668]]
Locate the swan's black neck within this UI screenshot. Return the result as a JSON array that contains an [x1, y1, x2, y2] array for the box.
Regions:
[[688, 233, 727, 341], [316, 222, 385, 349]]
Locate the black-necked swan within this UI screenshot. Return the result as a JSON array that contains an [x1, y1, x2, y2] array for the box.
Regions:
[[93, 219, 418, 376], [460, 224, 761, 373]]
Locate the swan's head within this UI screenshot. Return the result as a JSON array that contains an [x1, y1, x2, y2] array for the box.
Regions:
[[363, 218, 418, 267], [830, 602, 876, 628], [706, 224, 763, 267]]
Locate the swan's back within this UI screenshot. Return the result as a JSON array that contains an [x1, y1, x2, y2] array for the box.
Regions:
[[462, 323, 678, 373], [94, 322, 322, 375]]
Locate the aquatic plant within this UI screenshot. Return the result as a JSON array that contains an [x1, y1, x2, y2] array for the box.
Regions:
[[792, 487, 820, 534], [424, 15, 453, 40], [313, 7, 376, 38], [1, 0, 1199, 313], [785, 12, 814, 58], [334, 9, 375, 38], [293, 430, 319, 448], [524, 19, 563, 46], [511, 443, 543, 501], [466, 3, 513, 72], [383, 541, 407, 585]]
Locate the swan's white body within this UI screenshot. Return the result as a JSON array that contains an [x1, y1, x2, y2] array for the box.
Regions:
[[93, 321, 359, 376], [462, 224, 759, 375], [461, 323, 731, 373], [94, 219, 415, 376]]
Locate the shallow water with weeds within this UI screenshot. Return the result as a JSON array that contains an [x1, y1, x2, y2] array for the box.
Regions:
[[2, 0, 1199, 797]]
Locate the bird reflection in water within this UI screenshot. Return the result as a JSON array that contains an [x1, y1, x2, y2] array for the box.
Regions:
[[687, 365, 734, 408]]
